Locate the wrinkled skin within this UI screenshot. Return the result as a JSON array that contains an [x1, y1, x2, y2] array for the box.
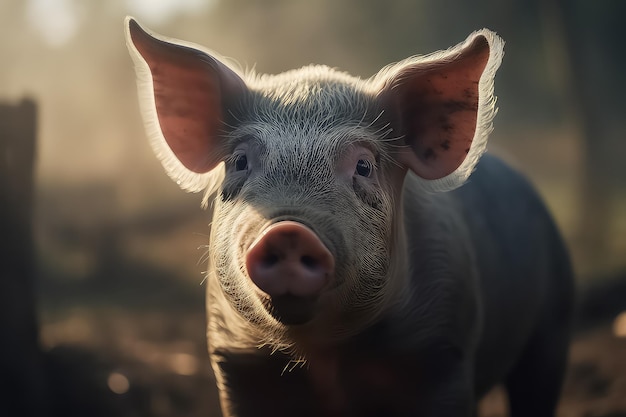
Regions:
[[125, 18, 574, 417]]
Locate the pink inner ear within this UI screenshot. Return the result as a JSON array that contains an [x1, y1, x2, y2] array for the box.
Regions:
[[152, 57, 224, 173], [129, 21, 228, 173], [396, 36, 491, 180]]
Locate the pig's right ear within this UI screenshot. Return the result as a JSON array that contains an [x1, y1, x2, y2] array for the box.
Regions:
[[375, 30, 504, 192], [125, 17, 247, 193]]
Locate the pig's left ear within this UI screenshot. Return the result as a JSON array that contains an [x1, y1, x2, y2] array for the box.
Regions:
[[125, 17, 247, 193], [376, 30, 504, 192]]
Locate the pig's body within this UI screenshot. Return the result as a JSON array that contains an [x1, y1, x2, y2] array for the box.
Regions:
[[208, 154, 573, 417], [125, 18, 574, 417], [457, 155, 573, 404]]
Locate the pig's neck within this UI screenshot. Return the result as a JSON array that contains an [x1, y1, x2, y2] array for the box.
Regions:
[[305, 344, 412, 416], [306, 352, 348, 416]]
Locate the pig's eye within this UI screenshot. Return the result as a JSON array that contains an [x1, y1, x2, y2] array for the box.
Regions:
[[355, 159, 373, 177], [234, 154, 248, 171]]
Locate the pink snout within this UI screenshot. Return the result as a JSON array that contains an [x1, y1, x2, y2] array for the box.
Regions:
[[245, 221, 335, 298]]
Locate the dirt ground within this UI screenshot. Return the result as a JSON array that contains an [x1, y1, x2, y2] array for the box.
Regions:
[[39, 303, 626, 417], [481, 324, 626, 417]]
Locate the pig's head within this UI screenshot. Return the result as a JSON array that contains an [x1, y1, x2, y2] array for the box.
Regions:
[[125, 18, 503, 352]]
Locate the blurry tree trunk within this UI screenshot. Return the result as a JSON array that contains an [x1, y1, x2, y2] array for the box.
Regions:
[[542, 0, 614, 271], [0, 99, 48, 416]]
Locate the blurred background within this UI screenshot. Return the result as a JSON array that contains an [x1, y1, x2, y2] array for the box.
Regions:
[[0, 0, 625, 416]]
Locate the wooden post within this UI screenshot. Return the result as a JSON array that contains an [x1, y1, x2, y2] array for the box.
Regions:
[[0, 98, 48, 416]]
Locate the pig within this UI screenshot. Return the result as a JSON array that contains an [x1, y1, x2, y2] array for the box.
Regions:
[[125, 17, 574, 417]]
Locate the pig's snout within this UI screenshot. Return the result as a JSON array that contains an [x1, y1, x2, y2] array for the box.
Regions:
[[245, 221, 334, 298]]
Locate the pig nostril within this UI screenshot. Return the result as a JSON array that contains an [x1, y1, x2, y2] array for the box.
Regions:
[[262, 253, 280, 267], [300, 255, 318, 269]]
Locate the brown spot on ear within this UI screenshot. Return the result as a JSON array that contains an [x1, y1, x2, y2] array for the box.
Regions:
[[441, 140, 451, 151], [464, 148, 470, 154], [423, 147, 436, 160], [444, 100, 478, 113], [439, 115, 453, 132]]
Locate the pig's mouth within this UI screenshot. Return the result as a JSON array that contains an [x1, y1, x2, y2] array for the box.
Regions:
[[262, 294, 319, 325]]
